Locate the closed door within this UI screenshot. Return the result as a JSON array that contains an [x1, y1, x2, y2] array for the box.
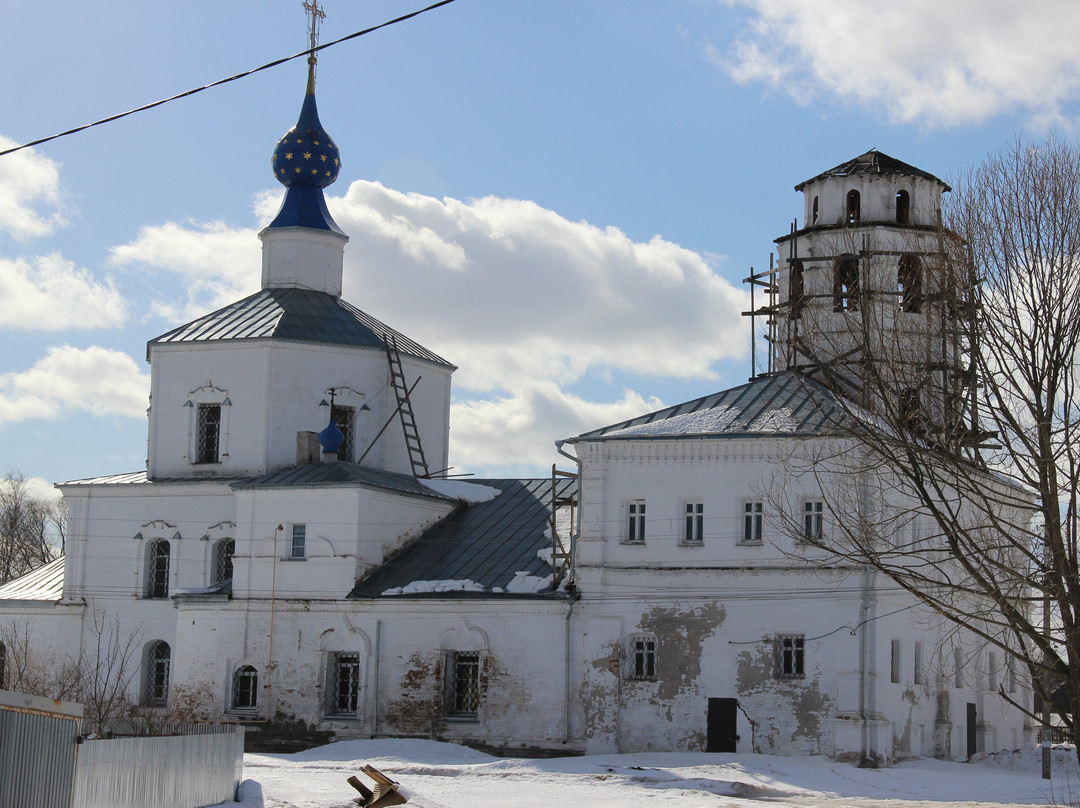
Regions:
[[707, 698, 738, 752], [967, 703, 977, 758]]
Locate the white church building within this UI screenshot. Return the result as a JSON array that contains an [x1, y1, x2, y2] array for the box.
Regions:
[[0, 57, 1031, 763]]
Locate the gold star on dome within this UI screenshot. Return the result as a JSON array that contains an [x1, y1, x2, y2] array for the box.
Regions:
[[311, 168, 318, 175], [325, 170, 332, 177], [295, 137, 304, 144], [303, 151, 312, 160], [320, 155, 327, 162], [279, 168, 286, 175], [313, 139, 320, 146], [285, 152, 293, 160], [333, 158, 339, 166], [295, 167, 302, 173]]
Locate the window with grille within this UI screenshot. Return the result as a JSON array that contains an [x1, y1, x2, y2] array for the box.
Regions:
[[743, 502, 763, 544], [291, 524, 306, 560], [803, 501, 823, 542], [628, 635, 657, 680], [684, 502, 704, 544], [626, 500, 646, 543], [331, 405, 355, 462], [146, 540, 170, 598], [775, 634, 805, 679], [446, 652, 481, 717], [232, 665, 258, 711], [329, 652, 360, 715], [145, 640, 170, 706], [196, 403, 221, 464], [213, 538, 235, 583]]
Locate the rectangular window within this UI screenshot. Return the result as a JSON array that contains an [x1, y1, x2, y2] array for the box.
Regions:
[[743, 502, 763, 544], [331, 405, 355, 462], [803, 501, 823, 542], [290, 524, 306, 560], [914, 641, 923, 685], [1006, 656, 1017, 694], [196, 403, 221, 464], [446, 651, 481, 717], [891, 639, 902, 684], [954, 648, 964, 689], [684, 502, 704, 544], [988, 651, 998, 692], [329, 652, 360, 715], [626, 500, 646, 543], [775, 634, 805, 679], [628, 635, 657, 680]]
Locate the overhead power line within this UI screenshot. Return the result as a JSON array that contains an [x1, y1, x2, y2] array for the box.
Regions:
[[0, 0, 457, 159]]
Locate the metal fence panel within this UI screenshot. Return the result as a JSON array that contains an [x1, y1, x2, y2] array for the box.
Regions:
[[72, 726, 244, 808], [0, 694, 80, 808]]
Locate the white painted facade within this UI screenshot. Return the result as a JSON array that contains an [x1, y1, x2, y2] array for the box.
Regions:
[[0, 129, 1032, 762]]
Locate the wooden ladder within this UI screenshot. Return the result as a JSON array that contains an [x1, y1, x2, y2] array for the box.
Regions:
[[385, 336, 430, 478]]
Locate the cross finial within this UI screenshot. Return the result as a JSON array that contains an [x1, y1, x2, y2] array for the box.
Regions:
[[302, 0, 326, 90]]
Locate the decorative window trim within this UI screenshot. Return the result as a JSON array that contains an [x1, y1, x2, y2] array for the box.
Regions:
[[741, 501, 763, 545], [213, 538, 235, 584], [326, 651, 361, 717], [184, 383, 231, 466], [626, 634, 658, 681], [444, 650, 482, 720], [624, 500, 646, 544], [683, 501, 704, 545], [145, 539, 171, 599], [775, 634, 805, 679]]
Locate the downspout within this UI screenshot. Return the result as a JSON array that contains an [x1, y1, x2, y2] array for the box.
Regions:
[[858, 451, 875, 765], [556, 439, 583, 745], [563, 590, 579, 744], [372, 619, 382, 738]]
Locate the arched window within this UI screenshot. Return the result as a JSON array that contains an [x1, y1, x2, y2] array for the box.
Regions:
[[789, 261, 806, 319], [144, 640, 170, 706], [846, 190, 861, 224], [896, 189, 911, 224], [327, 652, 361, 715], [833, 255, 859, 312], [232, 665, 258, 711], [146, 540, 170, 599], [898, 254, 923, 313], [213, 539, 235, 584], [811, 196, 819, 225]]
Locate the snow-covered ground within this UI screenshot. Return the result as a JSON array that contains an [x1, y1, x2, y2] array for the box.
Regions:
[[211, 740, 1080, 808]]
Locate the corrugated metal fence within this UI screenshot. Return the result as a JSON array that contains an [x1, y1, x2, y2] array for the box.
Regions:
[[71, 724, 244, 808], [1, 691, 245, 808]]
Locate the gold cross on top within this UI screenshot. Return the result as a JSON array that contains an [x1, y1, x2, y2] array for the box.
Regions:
[[303, 0, 326, 55]]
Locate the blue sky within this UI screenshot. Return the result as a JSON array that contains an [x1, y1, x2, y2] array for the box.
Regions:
[[2, 0, 1079, 490]]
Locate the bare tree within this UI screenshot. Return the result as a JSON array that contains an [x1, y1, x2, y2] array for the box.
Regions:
[[75, 608, 143, 735], [772, 137, 1080, 757], [0, 471, 66, 584]]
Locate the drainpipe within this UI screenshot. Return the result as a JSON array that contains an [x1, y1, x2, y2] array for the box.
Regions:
[[860, 562, 874, 764], [563, 590, 579, 744], [373, 619, 382, 738]]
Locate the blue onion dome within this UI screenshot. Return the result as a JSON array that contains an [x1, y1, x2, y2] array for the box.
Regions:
[[272, 64, 341, 189], [319, 418, 345, 455]]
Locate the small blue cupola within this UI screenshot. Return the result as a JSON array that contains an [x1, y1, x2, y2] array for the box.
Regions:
[[319, 418, 345, 460]]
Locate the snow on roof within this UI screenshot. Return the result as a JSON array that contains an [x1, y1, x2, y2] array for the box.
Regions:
[[0, 556, 65, 601]]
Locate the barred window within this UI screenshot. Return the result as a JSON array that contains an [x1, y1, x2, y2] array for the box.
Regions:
[[328, 652, 360, 715], [803, 501, 823, 542], [213, 538, 235, 583], [628, 635, 657, 680], [775, 634, 805, 679], [743, 502, 763, 544], [232, 665, 258, 711], [196, 403, 221, 464], [446, 652, 481, 717], [684, 502, 704, 544], [331, 405, 355, 462], [146, 540, 170, 599], [144, 640, 171, 707], [626, 500, 646, 543]]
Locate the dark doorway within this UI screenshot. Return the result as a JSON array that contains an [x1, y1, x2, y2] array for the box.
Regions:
[[707, 698, 739, 752], [966, 703, 977, 758]]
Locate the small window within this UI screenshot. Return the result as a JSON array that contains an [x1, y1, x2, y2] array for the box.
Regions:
[[954, 648, 964, 689], [898, 255, 923, 313], [232, 665, 259, 711], [988, 651, 998, 692], [331, 405, 355, 462], [628, 635, 657, 680], [833, 255, 859, 312], [213, 538, 235, 584], [789, 261, 806, 320], [196, 403, 221, 464], [1006, 656, 1017, 694], [775, 634, 805, 679], [846, 189, 861, 224], [811, 196, 819, 225], [626, 500, 646, 544], [743, 502, 763, 544], [803, 501, 823, 542], [891, 639, 902, 684], [328, 652, 360, 716], [144, 640, 171, 707], [684, 502, 704, 544], [914, 641, 923, 685], [291, 524, 306, 560], [446, 651, 481, 717], [896, 189, 910, 224], [146, 539, 170, 599]]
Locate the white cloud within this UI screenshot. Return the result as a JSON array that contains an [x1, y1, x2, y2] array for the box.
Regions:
[[0, 253, 126, 329], [109, 220, 260, 322], [713, 0, 1080, 128], [0, 136, 66, 240], [0, 345, 148, 425]]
